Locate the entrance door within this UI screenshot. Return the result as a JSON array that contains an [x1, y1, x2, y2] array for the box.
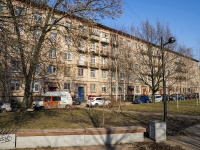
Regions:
[[78, 87, 84, 101]]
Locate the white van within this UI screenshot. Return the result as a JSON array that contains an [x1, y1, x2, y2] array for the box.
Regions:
[[32, 91, 72, 109]]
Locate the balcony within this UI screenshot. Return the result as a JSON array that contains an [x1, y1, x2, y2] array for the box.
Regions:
[[100, 64, 109, 70], [90, 35, 100, 41], [89, 48, 99, 55], [89, 63, 99, 69], [101, 38, 110, 44], [77, 61, 88, 67], [100, 50, 110, 57], [78, 47, 88, 53]]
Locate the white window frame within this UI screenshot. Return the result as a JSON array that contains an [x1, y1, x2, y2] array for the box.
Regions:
[[48, 65, 56, 75], [102, 85, 107, 93], [65, 52, 72, 60], [50, 32, 57, 42], [102, 70, 107, 78], [91, 69, 96, 78], [78, 68, 84, 76], [64, 83, 71, 91], [90, 84, 96, 93], [10, 80, 20, 91], [11, 60, 21, 72], [49, 48, 56, 59]]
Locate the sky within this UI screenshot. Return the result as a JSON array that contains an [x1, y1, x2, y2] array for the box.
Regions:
[[100, 0, 200, 60]]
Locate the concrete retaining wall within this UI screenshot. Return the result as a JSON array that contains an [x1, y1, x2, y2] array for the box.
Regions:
[[0, 126, 146, 149]]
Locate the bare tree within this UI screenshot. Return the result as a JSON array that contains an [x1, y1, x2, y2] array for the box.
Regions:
[[0, 0, 122, 109], [129, 19, 176, 102]]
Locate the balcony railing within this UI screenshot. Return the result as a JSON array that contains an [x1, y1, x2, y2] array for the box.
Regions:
[[89, 63, 99, 68], [77, 61, 88, 67], [101, 38, 110, 44], [100, 50, 109, 57]]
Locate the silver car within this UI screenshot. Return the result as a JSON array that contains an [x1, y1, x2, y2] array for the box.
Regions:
[[86, 97, 111, 107], [0, 102, 12, 112]]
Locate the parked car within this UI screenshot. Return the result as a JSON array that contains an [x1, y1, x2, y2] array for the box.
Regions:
[[161, 94, 169, 101], [154, 94, 162, 102], [132, 95, 152, 104], [0, 102, 12, 112], [72, 99, 81, 105], [86, 97, 111, 107], [169, 94, 184, 100]]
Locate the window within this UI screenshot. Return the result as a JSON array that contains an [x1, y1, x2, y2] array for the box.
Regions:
[[32, 81, 40, 92], [0, 2, 4, 12], [10, 80, 20, 91], [52, 97, 61, 101], [78, 68, 84, 76], [65, 52, 72, 60], [120, 73, 124, 80], [78, 40, 85, 50], [102, 85, 107, 93], [14, 25, 24, 35], [33, 29, 42, 37], [127, 40, 131, 47], [119, 38, 124, 45], [48, 65, 56, 75], [128, 74, 132, 81], [136, 86, 140, 93], [91, 55, 95, 64], [102, 58, 106, 65], [0, 22, 2, 32], [12, 45, 20, 53], [119, 84, 124, 92], [128, 51, 131, 58], [64, 67, 71, 77], [64, 83, 70, 91], [49, 49, 56, 59], [78, 55, 85, 65], [102, 70, 107, 78], [50, 32, 57, 42], [11, 61, 21, 72], [35, 64, 40, 74], [65, 37, 72, 45], [120, 50, 124, 56], [90, 84, 96, 93], [134, 42, 138, 49], [91, 69, 96, 78], [14, 6, 25, 16], [66, 21, 72, 29], [101, 44, 106, 52], [90, 42, 96, 52], [111, 72, 116, 80], [78, 25, 85, 33], [51, 17, 57, 24], [120, 62, 124, 67], [111, 85, 116, 92], [34, 13, 42, 22]]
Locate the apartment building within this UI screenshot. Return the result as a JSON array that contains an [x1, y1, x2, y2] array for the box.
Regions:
[[0, 0, 199, 102]]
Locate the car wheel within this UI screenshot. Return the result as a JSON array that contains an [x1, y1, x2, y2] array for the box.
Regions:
[[65, 105, 70, 109], [1, 108, 7, 113], [94, 103, 98, 107]]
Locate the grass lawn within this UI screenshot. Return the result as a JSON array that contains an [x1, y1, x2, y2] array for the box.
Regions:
[[122, 99, 200, 115], [0, 99, 200, 136]]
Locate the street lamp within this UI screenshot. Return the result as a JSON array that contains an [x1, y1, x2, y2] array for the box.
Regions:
[[161, 37, 176, 123]]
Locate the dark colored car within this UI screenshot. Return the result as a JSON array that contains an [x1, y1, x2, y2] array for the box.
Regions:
[[186, 94, 195, 99], [169, 94, 184, 100], [132, 95, 152, 104]]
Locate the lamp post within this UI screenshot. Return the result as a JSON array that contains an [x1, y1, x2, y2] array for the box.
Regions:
[[161, 37, 176, 123]]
